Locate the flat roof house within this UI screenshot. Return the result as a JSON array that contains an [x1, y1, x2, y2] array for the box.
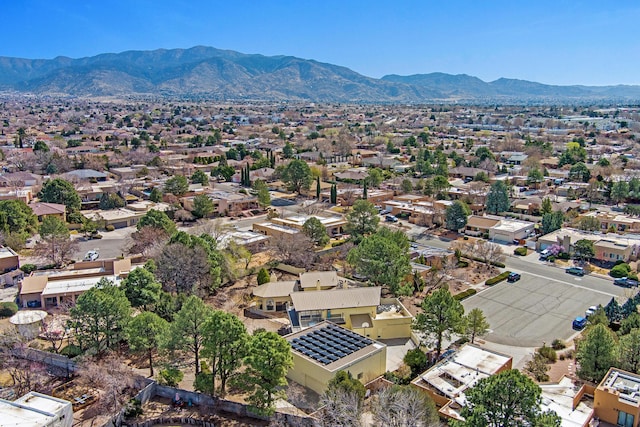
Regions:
[[0, 391, 73, 427], [594, 368, 640, 427], [285, 321, 387, 395]]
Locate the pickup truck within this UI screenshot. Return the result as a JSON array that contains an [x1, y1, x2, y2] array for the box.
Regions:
[[614, 277, 639, 287]]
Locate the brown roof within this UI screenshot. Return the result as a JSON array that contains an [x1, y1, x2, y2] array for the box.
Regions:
[[252, 280, 297, 298], [20, 275, 48, 295], [291, 287, 380, 312], [466, 215, 501, 229], [30, 202, 66, 216], [298, 271, 339, 289]]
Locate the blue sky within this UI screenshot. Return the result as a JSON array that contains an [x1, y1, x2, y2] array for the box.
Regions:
[[4, 0, 639, 86]]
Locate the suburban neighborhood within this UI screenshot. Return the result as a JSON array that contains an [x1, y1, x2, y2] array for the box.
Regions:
[[0, 96, 640, 426]]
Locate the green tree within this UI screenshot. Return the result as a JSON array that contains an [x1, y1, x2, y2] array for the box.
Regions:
[[303, 217, 330, 246], [192, 194, 214, 219], [99, 192, 126, 210], [347, 228, 411, 295], [445, 200, 470, 231], [39, 178, 81, 212], [619, 329, 640, 374], [573, 239, 595, 262], [283, 142, 294, 158], [121, 266, 161, 310], [236, 330, 293, 416], [316, 176, 321, 199], [191, 170, 210, 186], [33, 140, 49, 152], [432, 175, 450, 198], [201, 311, 249, 396], [486, 181, 510, 214], [164, 175, 189, 196], [558, 142, 586, 166], [164, 296, 213, 374], [540, 197, 553, 215], [282, 159, 312, 194], [126, 312, 169, 376], [465, 308, 490, 344], [458, 369, 560, 427], [137, 209, 176, 234], [0, 199, 38, 235], [401, 179, 413, 194], [367, 168, 383, 188], [68, 282, 131, 355], [327, 370, 366, 401], [577, 216, 601, 232], [577, 323, 618, 383], [257, 268, 270, 285], [403, 348, 428, 378], [541, 211, 564, 235], [568, 162, 591, 183], [527, 168, 544, 188], [611, 180, 630, 205], [413, 288, 465, 356], [149, 187, 163, 203], [252, 179, 271, 208], [345, 199, 379, 241]]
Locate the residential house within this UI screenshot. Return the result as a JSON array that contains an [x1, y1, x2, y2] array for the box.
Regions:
[[411, 344, 512, 421], [538, 377, 593, 427], [210, 191, 258, 217], [0, 392, 73, 427], [538, 228, 639, 263], [19, 258, 136, 308], [63, 169, 108, 182], [594, 368, 640, 427], [30, 202, 66, 222], [253, 215, 346, 238], [285, 321, 387, 395], [463, 215, 535, 242], [252, 271, 342, 312]]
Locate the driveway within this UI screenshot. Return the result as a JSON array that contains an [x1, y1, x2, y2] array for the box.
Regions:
[[72, 226, 136, 261]]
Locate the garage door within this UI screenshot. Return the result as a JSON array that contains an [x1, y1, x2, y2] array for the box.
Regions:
[[492, 231, 512, 243]]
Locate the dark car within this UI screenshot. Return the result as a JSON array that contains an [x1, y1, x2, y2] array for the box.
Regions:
[[572, 316, 587, 330], [614, 277, 639, 287], [26, 300, 41, 308], [566, 267, 585, 276], [507, 272, 521, 282]]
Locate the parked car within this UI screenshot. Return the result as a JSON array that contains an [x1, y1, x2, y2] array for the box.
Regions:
[[84, 250, 99, 261], [566, 267, 585, 276], [614, 277, 639, 287], [539, 249, 550, 260], [385, 215, 398, 223], [439, 349, 456, 360], [26, 300, 42, 308], [380, 209, 391, 215], [507, 272, 521, 282], [572, 316, 587, 330], [585, 305, 598, 318]]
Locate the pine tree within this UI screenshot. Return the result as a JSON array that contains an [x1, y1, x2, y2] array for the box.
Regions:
[[363, 181, 368, 200], [316, 176, 321, 199]]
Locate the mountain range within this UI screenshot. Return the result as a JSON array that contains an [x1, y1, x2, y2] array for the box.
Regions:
[[1, 46, 638, 103]]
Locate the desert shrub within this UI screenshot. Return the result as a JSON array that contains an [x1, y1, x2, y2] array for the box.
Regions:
[[558, 252, 570, 260], [457, 260, 469, 268], [551, 339, 566, 350], [0, 301, 18, 317], [485, 271, 511, 286], [611, 263, 631, 278], [514, 247, 528, 256], [21, 263, 37, 274], [124, 399, 143, 419], [454, 289, 477, 300], [105, 224, 115, 232], [60, 344, 83, 358], [537, 345, 557, 363]]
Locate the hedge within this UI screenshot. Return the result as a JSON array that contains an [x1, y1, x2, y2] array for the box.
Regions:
[[514, 247, 527, 256], [0, 301, 19, 318], [21, 263, 37, 274], [454, 289, 477, 300], [486, 271, 511, 286]]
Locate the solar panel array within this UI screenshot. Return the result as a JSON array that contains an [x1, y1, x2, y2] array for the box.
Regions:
[[290, 323, 373, 365]]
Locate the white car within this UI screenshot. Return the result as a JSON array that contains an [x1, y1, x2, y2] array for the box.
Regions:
[[585, 305, 598, 318], [84, 250, 99, 261]]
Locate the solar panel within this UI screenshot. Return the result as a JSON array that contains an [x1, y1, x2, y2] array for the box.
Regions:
[[291, 325, 377, 363]]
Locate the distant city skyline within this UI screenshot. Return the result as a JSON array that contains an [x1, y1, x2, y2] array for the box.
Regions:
[[4, 0, 640, 86]]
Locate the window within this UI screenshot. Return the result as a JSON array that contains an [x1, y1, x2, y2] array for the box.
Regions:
[[618, 411, 635, 427]]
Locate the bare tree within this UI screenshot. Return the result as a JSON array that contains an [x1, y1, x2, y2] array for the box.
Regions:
[[371, 386, 439, 427], [319, 387, 363, 427], [423, 256, 458, 292], [34, 235, 79, 267], [298, 201, 329, 216], [196, 218, 233, 242], [41, 318, 69, 354], [125, 226, 169, 258], [269, 233, 316, 269]]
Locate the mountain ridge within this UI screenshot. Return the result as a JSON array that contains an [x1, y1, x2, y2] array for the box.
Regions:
[[1, 46, 639, 102]]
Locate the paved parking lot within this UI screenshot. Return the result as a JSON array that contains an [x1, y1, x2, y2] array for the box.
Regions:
[[462, 273, 618, 347]]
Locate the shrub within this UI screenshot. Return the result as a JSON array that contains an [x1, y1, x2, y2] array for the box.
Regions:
[[454, 289, 477, 300], [21, 263, 37, 274], [404, 348, 428, 377], [0, 301, 18, 318], [514, 247, 528, 256], [158, 367, 184, 387], [463, 236, 469, 240], [485, 271, 511, 286], [105, 224, 115, 232], [331, 240, 346, 247], [60, 344, 83, 358], [551, 339, 566, 350], [537, 345, 557, 363], [256, 268, 270, 286], [629, 272, 639, 281], [557, 252, 570, 260], [457, 260, 469, 268], [123, 399, 143, 419], [611, 263, 631, 278]]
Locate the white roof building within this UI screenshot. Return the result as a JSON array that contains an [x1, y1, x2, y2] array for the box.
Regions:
[[0, 392, 73, 427]]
